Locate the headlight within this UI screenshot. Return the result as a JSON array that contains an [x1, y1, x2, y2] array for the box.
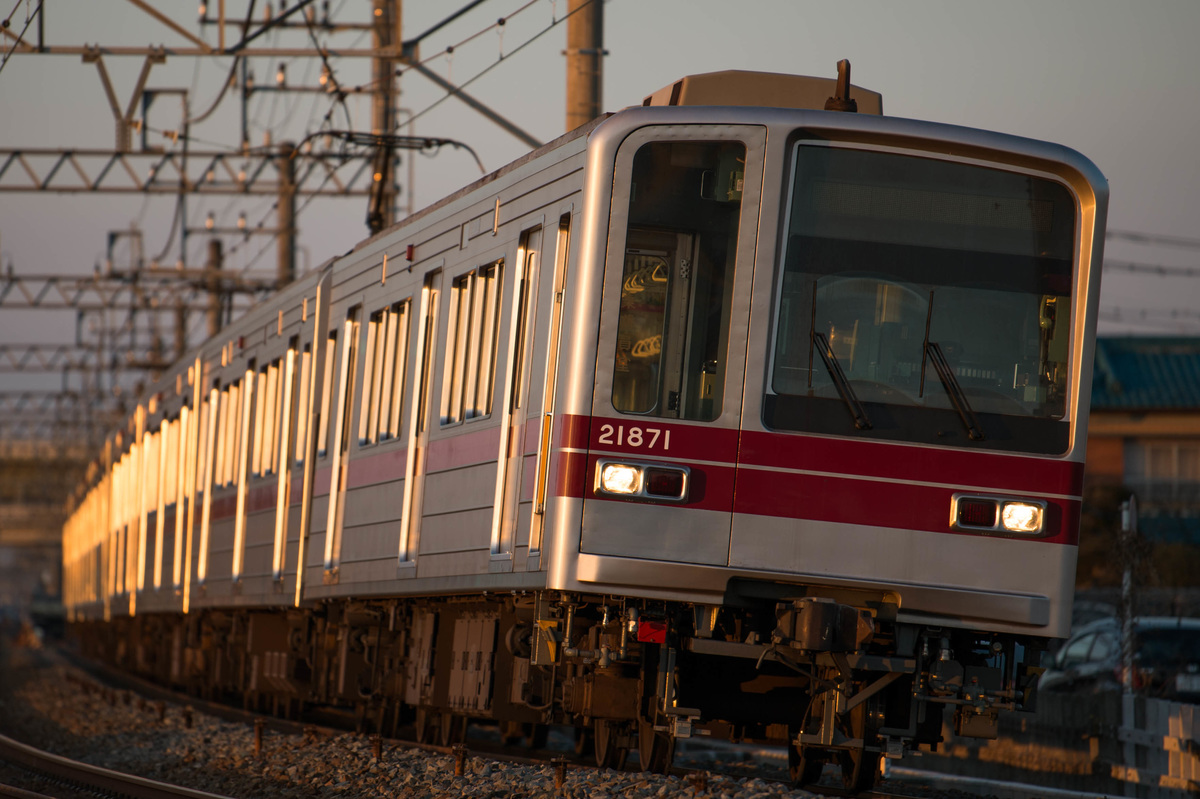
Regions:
[[595, 459, 690, 502], [1001, 502, 1044, 534], [951, 494, 1047, 536], [600, 463, 641, 494]]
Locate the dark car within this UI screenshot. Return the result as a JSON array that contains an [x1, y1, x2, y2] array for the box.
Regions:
[[1038, 616, 1200, 703]]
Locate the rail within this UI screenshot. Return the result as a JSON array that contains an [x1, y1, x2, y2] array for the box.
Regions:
[[0, 731, 234, 799]]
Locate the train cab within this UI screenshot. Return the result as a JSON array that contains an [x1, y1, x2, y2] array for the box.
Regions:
[[544, 67, 1107, 788]]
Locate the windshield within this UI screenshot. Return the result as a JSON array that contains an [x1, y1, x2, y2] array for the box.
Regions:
[[767, 144, 1078, 454]]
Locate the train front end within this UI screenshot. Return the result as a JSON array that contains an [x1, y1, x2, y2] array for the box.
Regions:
[[545, 71, 1108, 786]]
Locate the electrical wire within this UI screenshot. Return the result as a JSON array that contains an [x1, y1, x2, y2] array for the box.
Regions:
[[302, 5, 353, 130], [1108, 230, 1200, 251], [340, 0, 542, 99], [408, 0, 541, 69], [1104, 260, 1200, 279], [398, 0, 594, 132], [1101, 307, 1200, 323], [0, 0, 44, 78], [188, 0, 258, 125], [228, 129, 487, 277]]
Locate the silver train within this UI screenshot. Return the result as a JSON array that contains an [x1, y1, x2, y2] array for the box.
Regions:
[[62, 67, 1108, 792]]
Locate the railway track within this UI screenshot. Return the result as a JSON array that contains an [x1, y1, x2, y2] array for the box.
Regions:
[[4, 641, 1111, 799], [0, 732, 234, 799]]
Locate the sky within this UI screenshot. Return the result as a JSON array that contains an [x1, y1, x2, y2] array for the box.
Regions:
[[1, 0, 1199, 399]]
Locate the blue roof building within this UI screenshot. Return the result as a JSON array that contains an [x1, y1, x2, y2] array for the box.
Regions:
[[1092, 337, 1200, 410], [1087, 337, 1200, 544]]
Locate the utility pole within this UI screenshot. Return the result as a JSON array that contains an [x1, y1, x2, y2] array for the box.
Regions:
[[277, 142, 297, 287], [1119, 495, 1139, 694], [206, 238, 223, 338], [565, 0, 605, 132], [368, 0, 402, 234]]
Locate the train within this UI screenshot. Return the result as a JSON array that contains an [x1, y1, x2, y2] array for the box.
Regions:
[[60, 63, 1108, 792]]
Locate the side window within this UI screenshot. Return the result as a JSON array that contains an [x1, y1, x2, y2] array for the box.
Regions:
[[442, 262, 503, 424], [611, 141, 745, 421], [213, 387, 229, 486], [252, 367, 268, 476], [224, 379, 243, 485], [294, 343, 312, 464], [359, 300, 411, 444], [316, 330, 337, 457], [259, 359, 282, 476], [164, 417, 179, 504]]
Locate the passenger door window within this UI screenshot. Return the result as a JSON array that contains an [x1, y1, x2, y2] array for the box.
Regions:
[[610, 140, 746, 422]]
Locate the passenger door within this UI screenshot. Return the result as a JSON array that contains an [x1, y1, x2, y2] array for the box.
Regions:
[[581, 126, 765, 565], [491, 226, 543, 571]]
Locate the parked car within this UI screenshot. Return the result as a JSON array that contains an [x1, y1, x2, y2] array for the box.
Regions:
[[1038, 617, 1200, 703]]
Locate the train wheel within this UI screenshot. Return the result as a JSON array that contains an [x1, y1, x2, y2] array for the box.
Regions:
[[788, 741, 824, 786], [527, 723, 549, 750], [637, 717, 674, 773], [500, 720, 524, 747], [573, 726, 594, 757], [789, 698, 825, 787], [838, 746, 880, 794], [439, 713, 468, 746], [414, 708, 436, 744], [593, 720, 627, 770], [836, 703, 879, 793]]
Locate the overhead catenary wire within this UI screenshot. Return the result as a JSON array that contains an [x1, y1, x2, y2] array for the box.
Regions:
[[1099, 308, 1200, 333], [1107, 229, 1200, 250], [187, 0, 259, 125], [1103, 260, 1200, 279], [302, 4, 354, 131], [331, 0, 547, 103], [397, 0, 594, 133], [0, 0, 44, 78], [1101, 306, 1200, 323], [226, 130, 485, 282]]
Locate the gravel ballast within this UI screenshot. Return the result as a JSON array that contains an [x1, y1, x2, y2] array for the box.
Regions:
[[0, 639, 849, 799]]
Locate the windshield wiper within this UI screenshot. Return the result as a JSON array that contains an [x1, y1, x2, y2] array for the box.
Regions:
[[919, 290, 983, 441], [812, 332, 872, 429], [808, 287, 871, 430], [925, 341, 984, 441]]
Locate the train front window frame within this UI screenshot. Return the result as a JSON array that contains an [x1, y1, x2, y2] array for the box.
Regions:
[[765, 141, 1080, 455]]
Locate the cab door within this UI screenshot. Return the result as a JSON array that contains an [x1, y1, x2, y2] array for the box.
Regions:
[[581, 126, 765, 565]]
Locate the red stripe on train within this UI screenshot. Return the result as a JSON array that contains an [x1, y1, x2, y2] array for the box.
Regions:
[[553, 414, 1080, 544], [739, 431, 1084, 497], [559, 414, 1081, 496], [734, 467, 1079, 545]]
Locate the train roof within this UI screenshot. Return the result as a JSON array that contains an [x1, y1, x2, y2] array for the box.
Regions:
[[641, 69, 883, 115]]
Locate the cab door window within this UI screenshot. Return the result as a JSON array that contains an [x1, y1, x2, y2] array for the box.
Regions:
[[611, 140, 745, 422]]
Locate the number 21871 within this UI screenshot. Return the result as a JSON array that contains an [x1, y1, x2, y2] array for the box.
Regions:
[[597, 423, 670, 450]]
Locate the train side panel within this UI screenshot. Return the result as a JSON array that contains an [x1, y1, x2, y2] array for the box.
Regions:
[[301, 132, 590, 601]]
